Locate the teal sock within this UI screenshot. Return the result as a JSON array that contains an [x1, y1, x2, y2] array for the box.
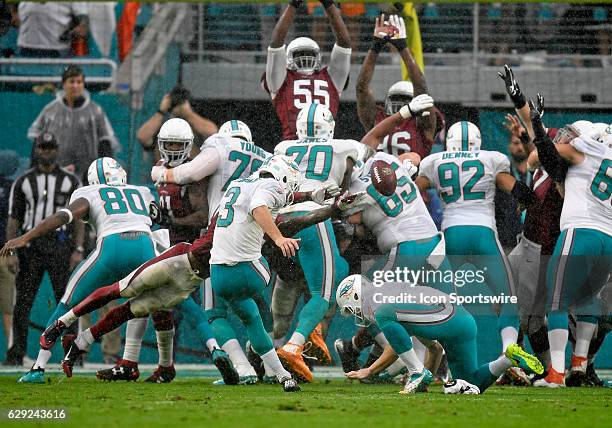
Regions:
[[178, 297, 215, 343]]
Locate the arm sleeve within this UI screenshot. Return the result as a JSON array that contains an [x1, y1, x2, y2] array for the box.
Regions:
[[8, 178, 25, 221], [327, 43, 352, 93], [534, 134, 569, 183], [266, 45, 288, 97], [249, 182, 286, 213], [171, 146, 222, 185]]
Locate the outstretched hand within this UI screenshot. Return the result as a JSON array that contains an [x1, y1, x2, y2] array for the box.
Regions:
[[498, 64, 526, 109]]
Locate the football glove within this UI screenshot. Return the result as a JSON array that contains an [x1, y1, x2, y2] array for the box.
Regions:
[[388, 15, 407, 51], [151, 165, 168, 186], [311, 183, 342, 205], [333, 191, 369, 216], [498, 64, 526, 109], [529, 95, 547, 142], [149, 201, 172, 227], [400, 94, 434, 119]]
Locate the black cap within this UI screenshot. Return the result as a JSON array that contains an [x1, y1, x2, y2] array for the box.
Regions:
[[35, 132, 58, 149]]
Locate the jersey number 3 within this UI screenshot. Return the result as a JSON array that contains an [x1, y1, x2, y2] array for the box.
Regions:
[[293, 80, 330, 110]]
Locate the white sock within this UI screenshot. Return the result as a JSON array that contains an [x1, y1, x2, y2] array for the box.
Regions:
[[398, 348, 424, 374], [488, 355, 512, 377], [386, 358, 406, 376], [206, 338, 220, 353], [263, 361, 275, 377], [75, 329, 95, 350], [288, 332, 306, 347], [222, 339, 255, 377], [33, 349, 52, 370], [412, 337, 426, 362], [260, 349, 291, 381], [374, 332, 389, 348], [58, 310, 78, 327], [500, 326, 519, 352], [123, 317, 148, 363], [156, 329, 174, 367], [548, 328, 569, 373], [574, 321, 597, 359]]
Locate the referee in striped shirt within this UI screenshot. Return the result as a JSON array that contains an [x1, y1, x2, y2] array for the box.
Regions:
[[4, 133, 84, 366]]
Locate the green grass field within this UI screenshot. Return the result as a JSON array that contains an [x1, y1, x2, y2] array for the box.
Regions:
[[1, 375, 610, 428]]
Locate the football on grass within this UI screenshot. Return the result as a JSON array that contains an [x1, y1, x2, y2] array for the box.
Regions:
[[370, 160, 397, 196]]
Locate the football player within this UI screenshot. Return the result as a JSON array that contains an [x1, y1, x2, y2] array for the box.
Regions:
[[272, 103, 360, 382], [416, 121, 537, 355], [356, 14, 439, 159], [337, 275, 543, 394], [97, 118, 236, 384], [1, 158, 156, 384], [528, 103, 612, 387], [262, 0, 351, 140]]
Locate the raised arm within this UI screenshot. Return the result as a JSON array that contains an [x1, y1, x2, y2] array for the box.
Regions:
[[356, 15, 390, 132], [137, 95, 171, 148], [322, 0, 350, 48]]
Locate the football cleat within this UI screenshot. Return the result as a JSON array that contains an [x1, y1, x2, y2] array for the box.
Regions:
[[566, 370, 587, 387], [40, 320, 67, 350], [60, 335, 87, 378], [505, 343, 544, 375], [280, 376, 301, 392], [443, 379, 481, 395], [533, 368, 565, 388], [245, 341, 265, 380], [570, 354, 588, 372], [399, 368, 433, 394], [212, 349, 240, 386], [96, 359, 140, 382], [18, 367, 45, 384], [496, 367, 531, 386], [212, 375, 258, 386], [144, 365, 176, 383], [304, 324, 332, 365], [585, 363, 604, 387], [276, 343, 313, 383], [262, 375, 278, 384], [334, 339, 360, 374]]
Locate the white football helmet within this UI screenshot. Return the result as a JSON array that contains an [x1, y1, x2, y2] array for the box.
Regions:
[[286, 37, 321, 75], [87, 157, 127, 186], [385, 81, 414, 115], [257, 154, 302, 202], [157, 118, 194, 167], [553, 120, 598, 145], [446, 121, 482, 152], [594, 123, 612, 145], [219, 120, 253, 143], [296, 103, 335, 140], [336, 275, 367, 326]]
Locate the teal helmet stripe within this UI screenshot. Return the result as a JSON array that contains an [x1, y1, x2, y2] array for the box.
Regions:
[[231, 120, 238, 131], [461, 121, 469, 151], [307, 103, 318, 137], [96, 158, 107, 185]]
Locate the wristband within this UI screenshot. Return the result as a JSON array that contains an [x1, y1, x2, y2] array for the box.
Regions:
[[58, 208, 74, 224], [371, 37, 387, 54], [389, 38, 406, 51], [399, 105, 412, 119]]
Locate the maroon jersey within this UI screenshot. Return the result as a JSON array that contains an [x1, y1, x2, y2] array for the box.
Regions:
[[263, 68, 340, 140], [157, 183, 202, 245], [374, 105, 434, 159]]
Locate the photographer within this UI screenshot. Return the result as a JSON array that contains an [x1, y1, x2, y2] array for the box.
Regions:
[[137, 85, 218, 163]]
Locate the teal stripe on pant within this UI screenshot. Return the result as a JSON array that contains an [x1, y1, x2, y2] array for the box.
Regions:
[[210, 258, 273, 355], [375, 303, 498, 392]]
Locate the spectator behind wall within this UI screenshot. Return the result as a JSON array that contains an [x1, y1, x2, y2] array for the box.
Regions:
[[17, 2, 88, 57], [27, 65, 118, 183]]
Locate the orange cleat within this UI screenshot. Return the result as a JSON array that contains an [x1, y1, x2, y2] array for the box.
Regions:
[[570, 354, 588, 372], [276, 342, 313, 383], [304, 324, 332, 365], [533, 368, 565, 388]]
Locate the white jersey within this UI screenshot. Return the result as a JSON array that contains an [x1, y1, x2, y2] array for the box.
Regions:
[[203, 134, 271, 221], [275, 137, 360, 212], [350, 152, 437, 252], [210, 177, 287, 264], [561, 136, 612, 236], [419, 150, 510, 230], [70, 184, 153, 242]]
